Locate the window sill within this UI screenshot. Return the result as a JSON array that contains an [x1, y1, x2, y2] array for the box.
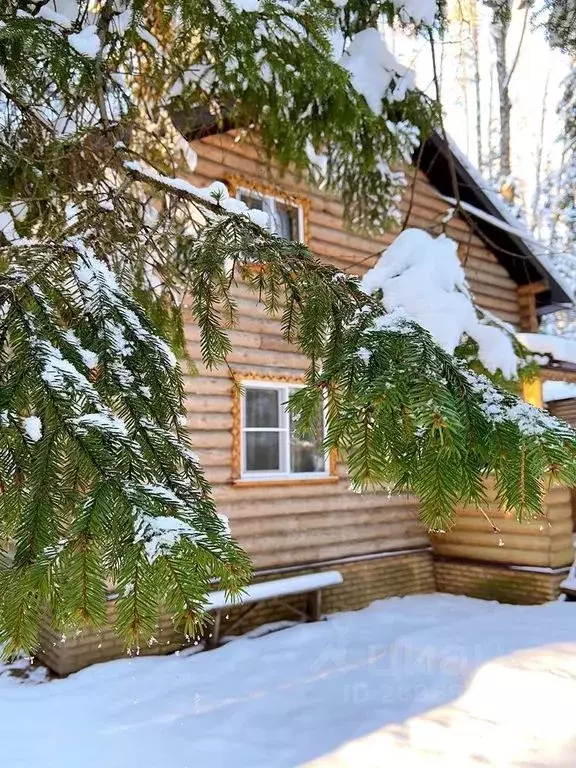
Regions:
[[232, 476, 340, 488]]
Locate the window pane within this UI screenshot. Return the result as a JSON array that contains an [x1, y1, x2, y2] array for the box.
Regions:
[[289, 395, 325, 473], [245, 432, 280, 471], [238, 191, 264, 210], [245, 388, 279, 428], [273, 202, 299, 241]]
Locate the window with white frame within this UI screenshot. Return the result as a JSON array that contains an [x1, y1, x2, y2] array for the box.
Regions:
[[237, 188, 304, 241], [240, 381, 328, 479]]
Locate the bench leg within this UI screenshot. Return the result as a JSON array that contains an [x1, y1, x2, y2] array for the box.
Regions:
[[306, 590, 322, 622], [205, 610, 221, 649]]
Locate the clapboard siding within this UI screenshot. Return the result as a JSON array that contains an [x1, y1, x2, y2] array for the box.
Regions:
[[178, 133, 523, 568]]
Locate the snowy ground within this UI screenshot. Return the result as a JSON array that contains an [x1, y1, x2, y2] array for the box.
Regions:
[[1, 594, 576, 768]]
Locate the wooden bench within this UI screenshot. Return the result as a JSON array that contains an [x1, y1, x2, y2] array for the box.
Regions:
[[203, 570, 343, 649]]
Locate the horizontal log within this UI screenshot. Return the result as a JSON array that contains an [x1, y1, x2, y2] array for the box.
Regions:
[[198, 132, 269, 163], [439, 516, 565, 536], [463, 254, 520, 282], [310, 222, 384, 255], [469, 281, 520, 304], [183, 325, 257, 350], [243, 523, 425, 554], [308, 241, 377, 272], [187, 447, 235, 468], [182, 375, 232, 395], [452, 505, 569, 525], [259, 334, 295, 353], [235, 514, 424, 543], [546, 485, 573, 504], [222, 493, 421, 520], [186, 413, 233, 431], [213, 476, 415, 502], [468, 293, 519, 315], [225, 346, 307, 369], [189, 431, 233, 450], [184, 341, 309, 373], [194, 140, 340, 211], [183, 393, 231, 413], [227, 313, 285, 337], [431, 542, 554, 567], [433, 530, 555, 551], [551, 546, 576, 567], [249, 534, 428, 567], [196, 134, 310, 189], [195, 141, 276, 182], [308, 208, 388, 244]]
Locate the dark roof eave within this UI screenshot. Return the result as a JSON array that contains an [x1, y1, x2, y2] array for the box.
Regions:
[[417, 134, 571, 312]]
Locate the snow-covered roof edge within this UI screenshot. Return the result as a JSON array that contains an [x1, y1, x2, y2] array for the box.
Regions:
[[517, 332, 576, 366], [542, 380, 576, 404], [419, 133, 573, 312]]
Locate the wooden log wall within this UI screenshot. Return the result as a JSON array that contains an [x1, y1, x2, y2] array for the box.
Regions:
[[180, 132, 525, 570], [548, 398, 576, 429], [430, 483, 574, 568]]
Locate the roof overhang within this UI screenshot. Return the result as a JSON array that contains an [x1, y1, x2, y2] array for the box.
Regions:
[[417, 133, 572, 315]]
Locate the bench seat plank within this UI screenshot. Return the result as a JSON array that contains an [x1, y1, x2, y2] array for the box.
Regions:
[[206, 570, 343, 612]]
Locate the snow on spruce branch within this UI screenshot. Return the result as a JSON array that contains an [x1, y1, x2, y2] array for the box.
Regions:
[[391, 0, 438, 26], [70, 240, 178, 369], [461, 369, 567, 438], [36, 338, 102, 408], [123, 160, 270, 228], [338, 28, 417, 113], [357, 229, 576, 440], [361, 229, 519, 379], [134, 511, 199, 564]]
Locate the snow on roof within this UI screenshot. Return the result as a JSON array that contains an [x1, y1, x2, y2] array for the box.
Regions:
[[517, 332, 576, 366], [442, 135, 574, 304], [362, 228, 519, 378], [543, 380, 576, 404], [439, 195, 536, 240]]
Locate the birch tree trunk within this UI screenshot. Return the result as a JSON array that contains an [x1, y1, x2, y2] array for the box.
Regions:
[[471, 3, 484, 171], [488, 60, 497, 179], [532, 72, 550, 235], [492, 1, 512, 178]]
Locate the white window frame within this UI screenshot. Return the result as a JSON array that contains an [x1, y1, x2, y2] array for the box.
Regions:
[[236, 187, 305, 242], [240, 380, 329, 481]]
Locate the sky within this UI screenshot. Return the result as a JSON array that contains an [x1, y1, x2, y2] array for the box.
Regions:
[[389, 0, 571, 226]]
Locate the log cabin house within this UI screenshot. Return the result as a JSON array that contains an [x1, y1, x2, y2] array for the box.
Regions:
[[36, 132, 576, 675]]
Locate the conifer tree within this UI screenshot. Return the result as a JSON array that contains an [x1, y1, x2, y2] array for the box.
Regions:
[[539, 0, 576, 53], [1, 0, 575, 656]]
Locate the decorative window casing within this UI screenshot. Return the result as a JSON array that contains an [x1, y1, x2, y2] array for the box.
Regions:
[[236, 187, 305, 242], [232, 376, 333, 482]]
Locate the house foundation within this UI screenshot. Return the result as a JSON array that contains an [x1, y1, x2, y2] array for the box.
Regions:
[[429, 482, 574, 604], [35, 548, 435, 676], [434, 558, 569, 604], [34, 484, 575, 676]]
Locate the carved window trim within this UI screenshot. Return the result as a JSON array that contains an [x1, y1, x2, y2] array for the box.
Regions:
[[226, 175, 310, 245], [230, 371, 338, 486]]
